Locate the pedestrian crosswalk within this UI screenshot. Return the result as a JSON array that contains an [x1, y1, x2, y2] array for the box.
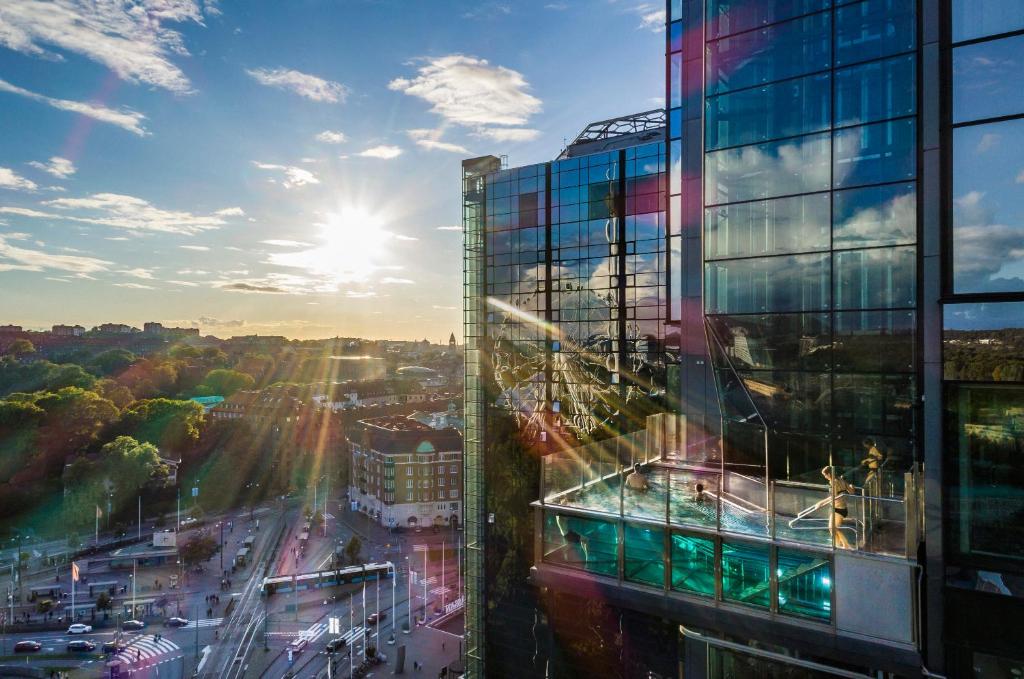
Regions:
[[335, 625, 366, 646], [181, 617, 223, 629], [299, 621, 329, 643], [123, 634, 180, 662]]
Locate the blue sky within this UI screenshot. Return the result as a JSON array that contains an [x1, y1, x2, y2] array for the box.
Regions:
[[0, 0, 665, 340]]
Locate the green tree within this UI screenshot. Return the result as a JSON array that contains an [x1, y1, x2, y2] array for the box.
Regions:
[[97, 436, 168, 499], [96, 592, 112, 611], [90, 348, 136, 376], [179, 534, 217, 565], [117, 398, 203, 452], [6, 339, 35, 357], [344, 536, 362, 565], [198, 369, 254, 398]]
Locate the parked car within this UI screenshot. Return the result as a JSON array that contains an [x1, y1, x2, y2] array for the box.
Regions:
[[122, 619, 145, 631], [366, 612, 387, 625], [67, 640, 96, 652], [67, 623, 93, 634], [103, 640, 128, 654], [166, 616, 189, 627], [325, 637, 347, 653], [287, 637, 309, 654], [13, 640, 41, 653]]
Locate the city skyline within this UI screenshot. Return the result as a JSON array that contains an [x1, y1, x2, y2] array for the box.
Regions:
[[0, 0, 664, 340]]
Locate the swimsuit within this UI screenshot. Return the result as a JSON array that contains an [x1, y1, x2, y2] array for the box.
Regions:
[[834, 506, 848, 518]]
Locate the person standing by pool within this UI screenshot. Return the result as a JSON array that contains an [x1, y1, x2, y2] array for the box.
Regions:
[[822, 467, 855, 549], [860, 438, 885, 488], [693, 483, 706, 505], [626, 463, 649, 492]]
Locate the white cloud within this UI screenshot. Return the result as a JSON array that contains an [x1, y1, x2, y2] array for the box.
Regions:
[[0, 78, 147, 135], [357, 145, 403, 159], [0, 233, 111, 273], [246, 67, 349, 103], [180, 245, 210, 251], [214, 206, 245, 217], [473, 127, 539, 142], [261, 239, 312, 247], [114, 282, 155, 290], [120, 267, 155, 279], [389, 55, 542, 141], [415, 139, 469, 153], [252, 162, 320, 188], [24, 193, 228, 234], [315, 130, 347, 144], [0, 167, 38, 191], [346, 291, 376, 299], [436, 225, 463, 232], [28, 156, 76, 179], [167, 279, 199, 286], [1016, 169, 1024, 184], [0, 0, 200, 93], [380, 277, 415, 284], [632, 4, 666, 32], [976, 133, 1000, 154], [432, 305, 458, 310]]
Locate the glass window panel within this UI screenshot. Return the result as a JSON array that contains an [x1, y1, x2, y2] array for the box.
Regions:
[[944, 302, 1024, 382], [707, 313, 832, 371], [671, 0, 683, 22], [706, 74, 830, 150], [706, 0, 831, 40], [953, 119, 1024, 294], [739, 370, 832, 432], [835, 54, 916, 128], [947, 384, 1024, 562], [833, 373, 915, 436], [777, 549, 832, 621], [670, 533, 716, 597], [952, 0, 1024, 42], [833, 182, 916, 249], [834, 310, 915, 373], [834, 246, 916, 310], [705, 253, 830, 314], [670, 53, 683, 110], [721, 541, 771, 608], [670, 20, 683, 53], [706, 13, 831, 96], [543, 512, 620, 578], [624, 523, 665, 588], [954, 35, 1024, 124], [835, 0, 916, 67], [705, 193, 830, 259], [833, 119, 916, 189], [705, 133, 831, 204]]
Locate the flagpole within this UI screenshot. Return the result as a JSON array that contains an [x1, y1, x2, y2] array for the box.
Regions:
[[349, 593, 354, 678], [361, 579, 366, 660], [407, 564, 411, 631], [441, 540, 446, 609], [375, 575, 379, 648], [95, 508, 99, 546], [423, 548, 427, 623], [391, 566, 396, 640], [71, 564, 75, 624]]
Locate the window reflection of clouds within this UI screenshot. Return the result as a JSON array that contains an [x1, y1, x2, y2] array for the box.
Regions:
[[953, 34, 1024, 124]]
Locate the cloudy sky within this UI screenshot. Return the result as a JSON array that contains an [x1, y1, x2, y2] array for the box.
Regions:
[[0, 0, 664, 340]]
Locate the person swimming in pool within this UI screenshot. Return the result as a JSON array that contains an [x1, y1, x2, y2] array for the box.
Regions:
[[821, 466, 855, 549], [693, 482, 706, 505], [626, 463, 649, 492]]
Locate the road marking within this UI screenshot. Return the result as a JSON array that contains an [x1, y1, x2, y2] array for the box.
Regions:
[[182, 617, 223, 629]]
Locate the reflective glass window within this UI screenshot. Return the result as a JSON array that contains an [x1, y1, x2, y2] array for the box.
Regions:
[[706, 73, 831, 150], [721, 541, 771, 608], [952, 0, 1024, 42], [944, 302, 1024, 382], [833, 119, 916, 189], [952, 119, 1024, 294], [777, 549, 832, 621], [834, 246, 916, 310], [834, 0, 916, 67], [947, 384, 1024, 562], [705, 193, 830, 260], [953, 34, 1024, 124], [707, 313, 832, 371], [835, 54, 916, 127], [739, 370, 832, 432], [670, 53, 683, 110], [706, 253, 830, 314], [833, 182, 916, 249], [671, 0, 683, 22], [542, 512, 619, 578], [832, 373, 915, 436], [706, 13, 831, 95], [670, 21, 683, 53], [834, 310, 915, 373], [670, 533, 716, 597], [705, 133, 831, 204], [624, 523, 665, 588], [706, 0, 831, 40]]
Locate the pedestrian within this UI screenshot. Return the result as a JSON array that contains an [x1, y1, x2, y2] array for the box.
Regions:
[[442, 641, 445, 651]]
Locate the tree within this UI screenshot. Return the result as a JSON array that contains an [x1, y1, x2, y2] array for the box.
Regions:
[[90, 349, 137, 376], [344, 536, 362, 565], [180, 534, 218, 565], [199, 369, 254, 398], [96, 592, 112, 611], [117, 398, 204, 452], [97, 436, 168, 500], [6, 339, 35, 358]]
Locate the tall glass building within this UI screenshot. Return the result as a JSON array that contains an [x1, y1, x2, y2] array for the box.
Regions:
[[464, 1, 1024, 676]]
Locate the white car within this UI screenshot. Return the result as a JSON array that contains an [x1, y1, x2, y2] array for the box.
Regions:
[[67, 623, 93, 634]]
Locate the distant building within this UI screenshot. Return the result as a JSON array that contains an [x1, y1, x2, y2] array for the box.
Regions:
[[51, 324, 85, 337], [96, 323, 138, 334], [0, 325, 23, 333], [189, 395, 225, 413], [348, 416, 462, 530], [210, 389, 301, 426], [144, 322, 199, 337], [448, 332, 457, 349]]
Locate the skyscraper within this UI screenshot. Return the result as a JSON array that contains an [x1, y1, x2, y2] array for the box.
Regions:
[[464, 1, 1024, 676]]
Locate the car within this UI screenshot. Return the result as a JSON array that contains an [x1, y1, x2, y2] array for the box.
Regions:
[[366, 612, 387, 625], [325, 637, 347, 653], [67, 640, 96, 652], [122, 619, 145, 631], [67, 623, 93, 634], [13, 640, 41, 653], [287, 637, 309, 654], [165, 617, 189, 627], [103, 640, 128, 654]]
